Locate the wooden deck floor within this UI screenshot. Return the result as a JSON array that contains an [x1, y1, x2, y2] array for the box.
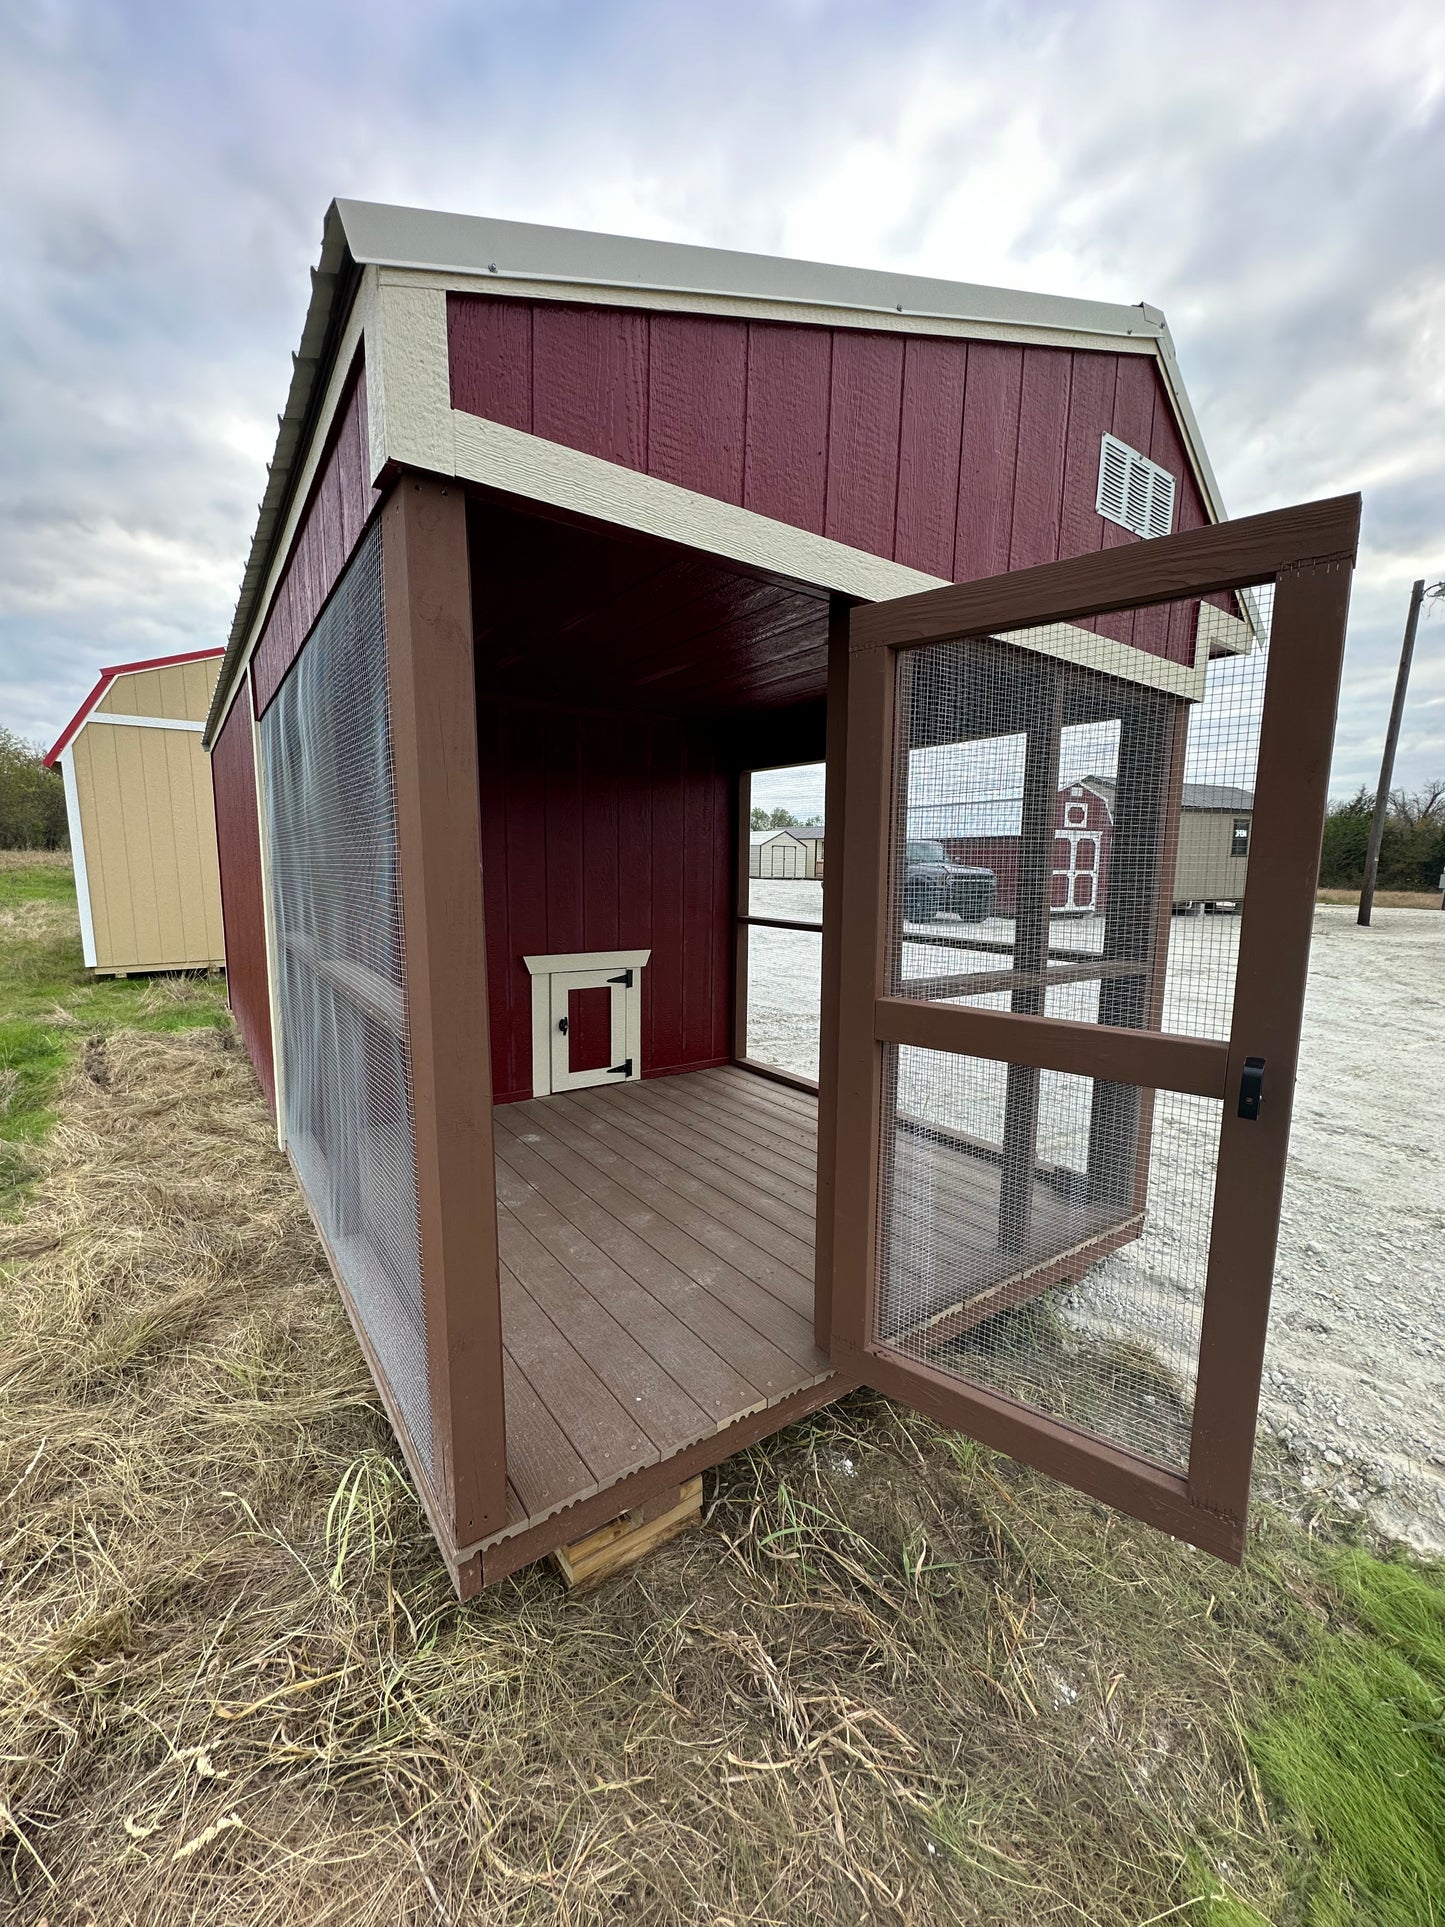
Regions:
[[490, 1065, 831, 1538]]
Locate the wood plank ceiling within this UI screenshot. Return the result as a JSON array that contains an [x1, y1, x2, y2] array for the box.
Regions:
[[466, 495, 832, 715]]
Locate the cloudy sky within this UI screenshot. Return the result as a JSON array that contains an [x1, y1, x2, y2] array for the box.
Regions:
[[3, 0, 1442, 795]]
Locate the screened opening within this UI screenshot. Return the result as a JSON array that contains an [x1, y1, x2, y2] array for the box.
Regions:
[[870, 587, 1275, 1471], [460, 500, 832, 1547], [260, 522, 434, 1479], [740, 761, 825, 1085]]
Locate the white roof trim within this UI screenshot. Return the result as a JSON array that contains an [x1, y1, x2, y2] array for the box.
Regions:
[[336, 199, 1168, 347]]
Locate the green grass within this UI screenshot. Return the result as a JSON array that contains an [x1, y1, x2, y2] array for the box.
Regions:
[[0, 850, 230, 1209], [2, 849, 1443, 1922], [1244, 1550, 1445, 1924]]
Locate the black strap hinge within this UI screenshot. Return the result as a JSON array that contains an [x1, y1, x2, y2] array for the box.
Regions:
[[607, 1058, 633, 1078], [607, 968, 634, 988]]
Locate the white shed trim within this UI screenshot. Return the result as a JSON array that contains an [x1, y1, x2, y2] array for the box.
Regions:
[[59, 747, 97, 969], [83, 713, 206, 733]]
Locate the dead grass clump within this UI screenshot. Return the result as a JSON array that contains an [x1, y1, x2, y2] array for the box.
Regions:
[[0, 1027, 1338, 1924]]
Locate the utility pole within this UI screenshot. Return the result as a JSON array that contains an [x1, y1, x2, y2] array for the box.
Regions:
[[1359, 579, 1428, 926]]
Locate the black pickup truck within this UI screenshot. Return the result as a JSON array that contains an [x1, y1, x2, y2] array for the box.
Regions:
[[902, 840, 997, 924]]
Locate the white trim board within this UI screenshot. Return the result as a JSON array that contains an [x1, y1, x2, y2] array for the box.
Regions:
[[524, 949, 650, 1099], [59, 748, 97, 969], [84, 714, 206, 733], [381, 265, 1161, 360], [523, 949, 652, 975], [453, 410, 1207, 700]]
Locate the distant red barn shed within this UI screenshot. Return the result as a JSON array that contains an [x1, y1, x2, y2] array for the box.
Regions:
[[943, 778, 1114, 915]]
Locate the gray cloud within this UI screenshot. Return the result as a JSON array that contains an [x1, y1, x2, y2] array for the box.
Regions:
[[2, 0, 1441, 792]]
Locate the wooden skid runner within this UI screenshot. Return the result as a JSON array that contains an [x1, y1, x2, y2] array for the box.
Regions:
[[552, 1476, 704, 1591]]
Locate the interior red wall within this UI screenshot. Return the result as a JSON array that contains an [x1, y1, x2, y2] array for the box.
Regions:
[[209, 687, 275, 1112], [477, 699, 733, 1102], [448, 296, 1214, 668]]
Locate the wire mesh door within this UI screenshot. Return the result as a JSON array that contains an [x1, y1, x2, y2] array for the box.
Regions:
[[826, 498, 1359, 1560]]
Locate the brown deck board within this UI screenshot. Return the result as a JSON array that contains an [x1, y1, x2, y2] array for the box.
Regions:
[[593, 1080, 817, 1223], [880, 1134, 1131, 1339], [637, 1075, 819, 1183], [529, 1093, 816, 1285], [501, 1265, 657, 1485], [495, 1131, 814, 1397], [667, 1070, 821, 1149], [495, 1180, 762, 1422], [490, 1067, 832, 1541], [714, 1064, 821, 1123], [499, 1209, 713, 1450], [495, 1107, 820, 1355], [562, 1086, 819, 1246]]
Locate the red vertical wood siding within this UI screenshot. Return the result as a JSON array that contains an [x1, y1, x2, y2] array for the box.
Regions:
[[448, 295, 1216, 669], [250, 355, 380, 717], [210, 687, 275, 1112], [477, 699, 732, 1102]]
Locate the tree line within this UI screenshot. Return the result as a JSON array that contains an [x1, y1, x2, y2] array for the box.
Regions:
[[0, 730, 68, 850], [750, 807, 823, 830], [1318, 779, 1445, 892]]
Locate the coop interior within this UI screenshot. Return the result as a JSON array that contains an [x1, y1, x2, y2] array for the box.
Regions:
[[468, 496, 832, 1544], [463, 496, 1184, 1548]]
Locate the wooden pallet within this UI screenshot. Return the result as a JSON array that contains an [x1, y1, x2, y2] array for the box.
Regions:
[[551, 1476, 704, 1591]]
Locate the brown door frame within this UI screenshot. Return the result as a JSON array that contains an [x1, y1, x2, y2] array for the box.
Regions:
[[826, 495, 1360, 1561]]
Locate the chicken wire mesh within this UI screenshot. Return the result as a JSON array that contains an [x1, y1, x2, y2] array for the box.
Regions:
[[893, 590, 1272, 1045], [260, 523, 434, 1478], [875, 588, 1272, 1469]]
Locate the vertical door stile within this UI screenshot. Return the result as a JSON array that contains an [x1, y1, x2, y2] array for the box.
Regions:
[[999, 662, 1063, 1250], [1187, 556, 1355, 1524], [828, 639, 896, 1369], [813, 598, 852, 1347]]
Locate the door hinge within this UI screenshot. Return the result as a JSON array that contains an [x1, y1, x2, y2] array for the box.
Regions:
[[608, 969, 634, 988], [607, 1058, 634, 1078]]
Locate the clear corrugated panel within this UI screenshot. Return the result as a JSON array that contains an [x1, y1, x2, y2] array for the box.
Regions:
[[881, 1047, 1222, 1470], [874, 588, 1270, 1469], [891, 588, 1272, 1044], [260, 523, 433, 1477]]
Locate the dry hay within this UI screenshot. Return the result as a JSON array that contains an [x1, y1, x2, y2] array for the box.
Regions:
[[0, 1026, 1302, 1925]]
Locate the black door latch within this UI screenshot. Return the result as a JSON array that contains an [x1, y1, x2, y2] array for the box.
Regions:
[[1237, 1056, 1266, 1120], [557, 1015, 569, 1036]]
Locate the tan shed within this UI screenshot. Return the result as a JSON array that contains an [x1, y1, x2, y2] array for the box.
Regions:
[[1172, 783, 1254, 908], [45, 649, 227, 975]]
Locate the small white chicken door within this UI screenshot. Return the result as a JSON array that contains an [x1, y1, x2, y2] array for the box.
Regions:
[[524, 950, 649, 1096]]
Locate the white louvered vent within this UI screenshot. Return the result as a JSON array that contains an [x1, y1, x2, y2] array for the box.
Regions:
[[1096, 433, 1176, 539]]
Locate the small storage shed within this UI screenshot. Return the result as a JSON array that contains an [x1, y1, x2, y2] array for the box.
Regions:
[[44, 649, 226, 975], [749, 828, 810, 877], [202, 199, 1357, 1595]]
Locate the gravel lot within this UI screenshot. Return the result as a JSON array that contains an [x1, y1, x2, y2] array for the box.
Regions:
[[747, 882, 1445, 1550]]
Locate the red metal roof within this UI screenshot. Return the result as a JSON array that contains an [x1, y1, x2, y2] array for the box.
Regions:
[[43, 647, 225, 767]]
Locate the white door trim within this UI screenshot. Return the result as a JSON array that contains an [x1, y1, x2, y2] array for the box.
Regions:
[[523, 948, 650, 1097]]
